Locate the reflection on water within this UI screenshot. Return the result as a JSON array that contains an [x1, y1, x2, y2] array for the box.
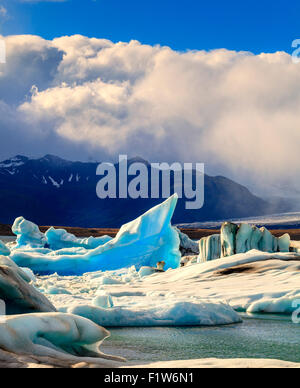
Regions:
[[103, 316, 300, 363]]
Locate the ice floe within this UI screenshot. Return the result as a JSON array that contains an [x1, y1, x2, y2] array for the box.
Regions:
[[67, 300, 241, 327], [0, 312, 124, 364], [38, 249, 299, 320]]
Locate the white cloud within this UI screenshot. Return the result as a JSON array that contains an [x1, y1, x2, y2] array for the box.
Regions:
[[1, 34, 300, 193]]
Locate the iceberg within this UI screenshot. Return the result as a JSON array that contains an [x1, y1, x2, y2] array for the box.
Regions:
[[174, 227, 199, 256], [67, 300, 242, 327], [198, 234, 220, 263], [12, 217, 47, 248], [11, 195, 181, 275], [0, 263, 56, 314], [221, 222, 238, 257], [198, 222, 291, 263], [0, 312, 124, 364], [45, 227, 112, 251]]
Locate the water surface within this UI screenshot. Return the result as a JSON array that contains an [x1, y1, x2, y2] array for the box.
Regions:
[[103, 316, 300, 363]]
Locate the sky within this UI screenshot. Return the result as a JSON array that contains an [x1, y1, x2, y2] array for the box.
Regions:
[[0, 1, 300, 197], [1, 0, 300, 54]]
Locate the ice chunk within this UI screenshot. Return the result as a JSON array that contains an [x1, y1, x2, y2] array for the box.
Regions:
[[198, 222, 291, 263], [99, 276, 124, 285], [11, 195, 181, 275], [174, 227, 199, 256], [93, 291, 114, 309], [19, 267, 36, 282], [221, 222, 238, 257], [68, 300, 242, 327], [0, 312, 123, 364], [236, 224, 254, 253], [45, 227, 112, 251], [250, 226, 263, 250], [278, 234, 290, 252], [0, 264, 56, 314], [259, 227, 275, 253], [138, 266, 158, 278], [206, 234, 221, 261], [12, 217, 47, 248], [46, 286, 72, 295], [198, 234, 220, 263], [0, 240, 10, 256], [247, 291, 300, 315], [0, 255, 33, 283]]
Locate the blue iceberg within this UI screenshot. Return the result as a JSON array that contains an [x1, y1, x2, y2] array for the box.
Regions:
[[10, 195, 181, 275], [12, 217, 47, 248], [45, 227, 112, 251]]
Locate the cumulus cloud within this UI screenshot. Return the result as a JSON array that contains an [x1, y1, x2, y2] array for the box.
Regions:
[[1, 34, 300, 194]]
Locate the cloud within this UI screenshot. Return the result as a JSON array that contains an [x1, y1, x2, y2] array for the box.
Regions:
[[1, 34, 300, 194]]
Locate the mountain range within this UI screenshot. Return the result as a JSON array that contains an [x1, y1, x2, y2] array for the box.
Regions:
[[0, 154, 291, 228]]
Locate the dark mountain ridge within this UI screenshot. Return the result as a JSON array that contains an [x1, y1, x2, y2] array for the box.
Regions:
[[0, 154, 289, 228]]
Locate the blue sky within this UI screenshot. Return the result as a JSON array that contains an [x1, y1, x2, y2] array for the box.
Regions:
[[1, 0, 300, 54]]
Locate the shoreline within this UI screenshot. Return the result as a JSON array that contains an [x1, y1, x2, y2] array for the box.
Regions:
[[1, 223, 300, 240]]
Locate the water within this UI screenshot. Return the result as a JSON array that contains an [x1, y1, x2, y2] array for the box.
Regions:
[[0, 236, 15, 243], [103, 316, 300, 363]]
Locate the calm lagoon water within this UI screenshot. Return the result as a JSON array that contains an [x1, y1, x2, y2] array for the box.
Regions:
[[103, 315, 300, 363]]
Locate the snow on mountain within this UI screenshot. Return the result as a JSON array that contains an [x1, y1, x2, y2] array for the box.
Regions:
[[0, 154, 293, 228]]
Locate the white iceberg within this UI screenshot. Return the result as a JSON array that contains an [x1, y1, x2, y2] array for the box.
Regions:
[[67, 300, 242, 327], [11, 195, 181, 275], [0, 312, 124, 364]]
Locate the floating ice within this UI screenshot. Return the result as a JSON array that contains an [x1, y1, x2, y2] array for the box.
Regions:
[[0, 264, 56, 314], [198, 234, 220, 263], [0, 255, 33, 283], [278, 233, 290, 253], [68, 300, 242, 327], [174, 227, 199, 256], [45, 227, 112, 251], [198, 222, 291, 263], [11, 195, 181, 275], [33, 249, 300, 322], [221, 222, 238, 257], [0, 312, 123, 364], [12, 217, 47, 248], [0, 240, 10, 256]]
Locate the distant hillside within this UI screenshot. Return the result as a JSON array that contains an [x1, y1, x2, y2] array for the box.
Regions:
[[0, 154, 289, 228]]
